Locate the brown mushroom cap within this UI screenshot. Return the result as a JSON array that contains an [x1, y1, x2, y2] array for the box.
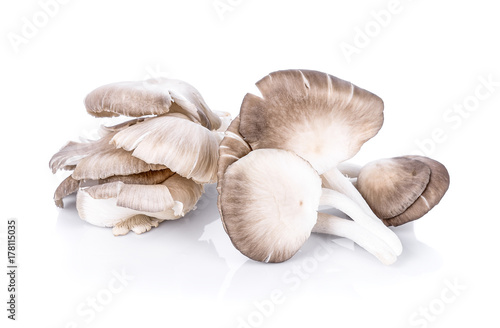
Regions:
[[53, 169, 175, 208], [50, 129, 167, 182], [238, 69, 384, 174], [383, 156, 450, 226], [84, 78, 221, 131], [50, 113, 217, 208], [53, 175, 81, 208], [111, 115, 220, 184], [219, 149, 322, 263], [72, 146, 166, 180], [50, 139, 104, 174], [356, 157, 431, 219], [356, 156, 450, 227]]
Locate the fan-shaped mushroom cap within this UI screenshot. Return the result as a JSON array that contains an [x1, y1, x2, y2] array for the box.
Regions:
[[239, 69, 384, 174], [54, 175, 81, 208], [72, 147, 167, 180], [53, 167, 174, 208], [356, 157, 431, 219], [76, 174, 203, 230], [49, 119, 145, 173], [219, 149, 322, 263], [84, 78, 221, 131], [384, 156, 450, 226], [356, 156, 450, 226], [111, 115, 220, 184], [50, 130, 167, 181], [49, 138, 105, 174]]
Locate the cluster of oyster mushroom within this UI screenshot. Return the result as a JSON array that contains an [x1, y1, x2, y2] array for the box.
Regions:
[[217, 69, 449, 265], [50, 69, 449, 265], [50, 78, 230, 236]]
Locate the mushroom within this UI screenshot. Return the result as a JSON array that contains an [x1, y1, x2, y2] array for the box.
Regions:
[[356, 156, 450, 226], [218, 148, 397, 264], [110, 115, 220, 184], [217, 116, 398, 264], [50, 77, 229, 235], [235, 69, 402, 256], [53, 175, 81, 208], [85, 77, 222, 131], [49, 118, 158, 177], [77, 174, 203, 236]]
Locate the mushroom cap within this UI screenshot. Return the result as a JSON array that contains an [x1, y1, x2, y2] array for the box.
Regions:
[[383, 156, 450, 226], [111, 115, 220, 184], [216, 116, 252, 233], [84, 78, 221, 130], [50, 139, 103, 174], [356, 157, 431, 219], [239, 69, 384, 174], [51, 130, 167, 181], [219, 148, 322, 263], [76, 174, 203, 228], [49, 119, 145, 173], [51, 114, 218, 184], [72, 145, 167, 180], [54, 175, 81, 208]]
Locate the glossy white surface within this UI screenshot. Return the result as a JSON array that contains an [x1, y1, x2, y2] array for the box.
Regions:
[[1, 0, 499, 327]]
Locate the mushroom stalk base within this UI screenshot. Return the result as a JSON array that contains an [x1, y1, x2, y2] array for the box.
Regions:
[[313, 213, 397, 265]]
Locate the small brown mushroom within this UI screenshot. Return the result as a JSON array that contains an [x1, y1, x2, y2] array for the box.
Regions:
[[356, 156, 450, 226], [356, 157, 431, 219]]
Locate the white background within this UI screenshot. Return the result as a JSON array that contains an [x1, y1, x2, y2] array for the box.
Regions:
[[1, 0, 499, 327]]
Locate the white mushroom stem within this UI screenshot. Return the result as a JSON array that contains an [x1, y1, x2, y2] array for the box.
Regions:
[[313, 213, 397, 265], [337, 162, 362, 178], [322, 168, 403, 256], [318, 186, 403, 256], [322, 168, 374, 215]]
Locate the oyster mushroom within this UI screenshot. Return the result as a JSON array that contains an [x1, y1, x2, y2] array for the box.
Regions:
[[85, 78, 222, 131], [77, 174, 203, 236], [53, 175, 81, 208], [356, 156, 450, 226], [217, 117, 397, 264], [235, 69, 402, 256], [110, 115, 220, 184], [49, 118, 159, 177], [219, 148, 396, 264], [50, 77, 229, 235]]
